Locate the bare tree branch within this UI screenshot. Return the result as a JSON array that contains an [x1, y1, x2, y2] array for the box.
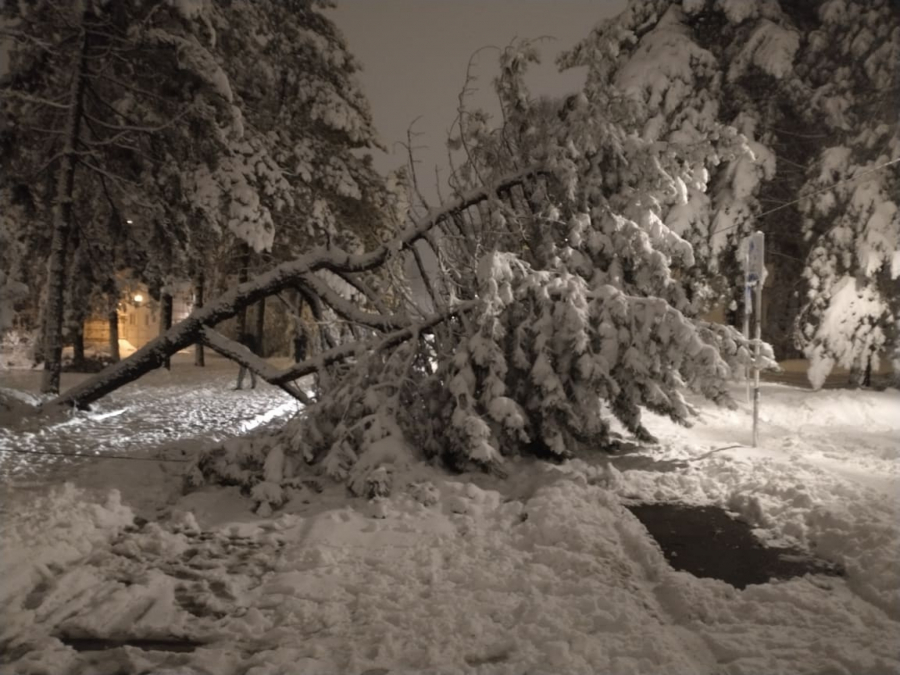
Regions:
[[76, 157, 139, 186], [2, 89, 72, 110]]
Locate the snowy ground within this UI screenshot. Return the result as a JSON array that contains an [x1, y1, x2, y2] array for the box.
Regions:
[[0, 355, 300, 489], [0, 361, 898, 674]]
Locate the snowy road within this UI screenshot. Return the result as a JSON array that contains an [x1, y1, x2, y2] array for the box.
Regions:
[[0, 355, 301, 488]]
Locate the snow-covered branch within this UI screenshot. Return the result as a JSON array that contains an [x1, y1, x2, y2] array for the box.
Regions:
[[298, 274, 406, 331], [46, 168, 542, 409], [199, 328, 312, 405], [329, 271, 392, 316], [269, 300, 478, 385]]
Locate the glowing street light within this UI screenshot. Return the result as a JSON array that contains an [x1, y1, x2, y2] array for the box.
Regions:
[[133, 293, 143, 306]]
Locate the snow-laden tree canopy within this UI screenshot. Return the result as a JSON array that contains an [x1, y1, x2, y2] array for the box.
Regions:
[[1, 0, 394, 391], [571, 0, 899, 386], [182, 5, 774, 507], [789, 0, 899, 387]]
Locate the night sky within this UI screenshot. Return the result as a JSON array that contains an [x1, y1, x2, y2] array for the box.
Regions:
[[329, 0, 626, 199]]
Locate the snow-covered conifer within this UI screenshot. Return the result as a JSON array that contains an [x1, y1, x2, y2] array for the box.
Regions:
[[190, 6, 771, 506], [563, 0, 899, 386], [790, 0, 899, 386], [1, 0, 393, 392]]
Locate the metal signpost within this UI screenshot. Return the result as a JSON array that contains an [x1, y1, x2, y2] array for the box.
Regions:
[[746, 231, 765, 447]]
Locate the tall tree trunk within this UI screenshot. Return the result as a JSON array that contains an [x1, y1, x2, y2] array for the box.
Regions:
[[194, 274, 205, 367], [108, 303, 120, 363], [254, 297, 266, 357], [40, 17, 90, 394], [235, 243, 251, 338], [863, 345, 875, 388], [72, 321, 85, 365], [160, 292, 173, 370]]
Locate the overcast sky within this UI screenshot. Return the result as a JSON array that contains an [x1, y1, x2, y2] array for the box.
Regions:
[[328, 0, 626, 201]]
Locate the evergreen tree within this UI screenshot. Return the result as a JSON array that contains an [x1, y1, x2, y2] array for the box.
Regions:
[[593, 0, 899, 386], [787, 0, 899, 386], [1, 0, 391, 392], [2, 0, 248, 391]]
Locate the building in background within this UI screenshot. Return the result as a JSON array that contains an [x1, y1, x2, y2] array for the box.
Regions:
[[83, 282, 194, 353]]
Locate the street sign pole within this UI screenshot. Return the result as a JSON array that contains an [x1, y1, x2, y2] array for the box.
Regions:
[[743, 255, 751, 405], [747, 231, 765, 447]]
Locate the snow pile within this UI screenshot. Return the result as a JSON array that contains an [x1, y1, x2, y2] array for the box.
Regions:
[[6, 464, 899, 675], [1, 372, 897, 674], [0, 485, 134, 648], [597, 384, 900, 621]]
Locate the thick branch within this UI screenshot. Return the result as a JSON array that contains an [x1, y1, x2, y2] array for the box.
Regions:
[[199, 328, 312, 405], [300, 273, 406, 330]]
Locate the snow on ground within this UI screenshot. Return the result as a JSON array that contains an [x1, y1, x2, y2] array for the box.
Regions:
[[0, 354, 300, 489], [0, 363, 898, 674]]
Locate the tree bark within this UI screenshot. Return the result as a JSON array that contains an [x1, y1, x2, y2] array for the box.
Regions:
[[72, 322, 85, 365], [160, 292, 173, 370], [108, 305, 120, 363], [40, 16, 90, 394], [235, 243, 251, 338], [194, 274, 205, 367], [255, 296, 266, 357]]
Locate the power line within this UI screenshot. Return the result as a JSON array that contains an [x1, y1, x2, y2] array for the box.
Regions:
[[0, 446, 191, 462]]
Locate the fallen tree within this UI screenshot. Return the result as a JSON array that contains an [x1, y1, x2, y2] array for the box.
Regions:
[[48, 170, 541, 410], [184, 34, 784, 507], [41, 57, 778, 511]]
